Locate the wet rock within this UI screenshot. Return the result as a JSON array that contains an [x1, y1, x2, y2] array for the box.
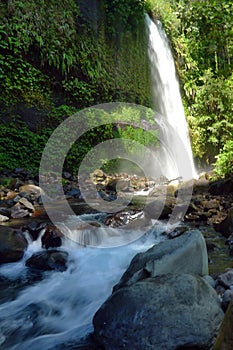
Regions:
[[0, 207, 11, 217], [4, 199, 14, 207], [167, 226, 188, 239], [221, 290, 233, 312], [94, 274, 223, 350], [97, 189, 117, 202], [114, 230, 208, 291], [88, 221, 101, 228], [10, 204, 30, 218], [66, 188, 81, 198], [203, 274, 216, 288], [41, 225, 63, 249], [25, 250, 68, 272], [104, 211, 144, 228], [217, 269, 233, 289], [214, 207, 233, 238], [215, 284, 226, 298], [25, 221, 47, 241], [0, 226, 28, 263], [13, 194, 23, 203]]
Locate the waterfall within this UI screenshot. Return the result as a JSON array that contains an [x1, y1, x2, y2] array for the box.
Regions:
[[146, 14, 197, 180]]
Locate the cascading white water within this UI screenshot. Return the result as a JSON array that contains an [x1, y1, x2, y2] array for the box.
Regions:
[[0, 216, 166, 350], [146, 14, 197, 180]]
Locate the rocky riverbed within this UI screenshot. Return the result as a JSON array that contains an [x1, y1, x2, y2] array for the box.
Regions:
[[0, 168, 233, 349]]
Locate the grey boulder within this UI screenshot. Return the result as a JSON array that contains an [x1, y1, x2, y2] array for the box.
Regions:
[[114, 230, 208, 291], [94, 273, 224, 350]]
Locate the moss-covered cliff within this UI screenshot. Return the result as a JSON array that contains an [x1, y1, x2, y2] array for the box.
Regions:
[[0, 0, 150, 126]]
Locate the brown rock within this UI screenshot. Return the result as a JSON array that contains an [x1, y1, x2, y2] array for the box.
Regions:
[[0, 227, 28, 264], [19, 184, 44, 197], [41, 225, 63, 249], [202, 198, 220, 210]]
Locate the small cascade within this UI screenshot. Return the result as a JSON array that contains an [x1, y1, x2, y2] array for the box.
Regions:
[[0, 217, 165, 349], [146, 14, 197, 180]]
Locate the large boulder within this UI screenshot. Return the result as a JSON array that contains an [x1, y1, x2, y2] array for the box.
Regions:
[[93, 273, 224, 350], [0, 226, 28, 263], [114, 230, 208, 291]]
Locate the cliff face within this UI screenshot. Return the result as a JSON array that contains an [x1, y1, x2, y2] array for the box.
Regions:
[[0, 0, 151, 130]]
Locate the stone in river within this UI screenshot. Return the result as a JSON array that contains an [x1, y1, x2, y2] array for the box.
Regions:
[[94, 274, 223, 350], [41, 225, 63, 249], [217, 269, 233, 289], [114, 230, 208, 291], [25, 250, 68, 272], [0, 226, 28, 263], [26, 221, 47, 241]]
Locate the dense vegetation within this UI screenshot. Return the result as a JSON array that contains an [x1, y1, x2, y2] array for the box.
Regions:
[[0, 0, 232, 177]]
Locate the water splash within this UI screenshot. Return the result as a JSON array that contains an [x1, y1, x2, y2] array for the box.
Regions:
[[0, 219, 165, 349]]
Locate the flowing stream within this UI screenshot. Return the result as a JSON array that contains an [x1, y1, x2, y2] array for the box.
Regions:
[[0, 216, 166, 350]]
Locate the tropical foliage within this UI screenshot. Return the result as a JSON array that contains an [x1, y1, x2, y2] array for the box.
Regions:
[[0, 0, 232, 178]]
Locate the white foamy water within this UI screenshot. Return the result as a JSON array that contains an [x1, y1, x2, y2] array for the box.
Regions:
[[146, 14, 197, 180], [0, 215, 166, 350]]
